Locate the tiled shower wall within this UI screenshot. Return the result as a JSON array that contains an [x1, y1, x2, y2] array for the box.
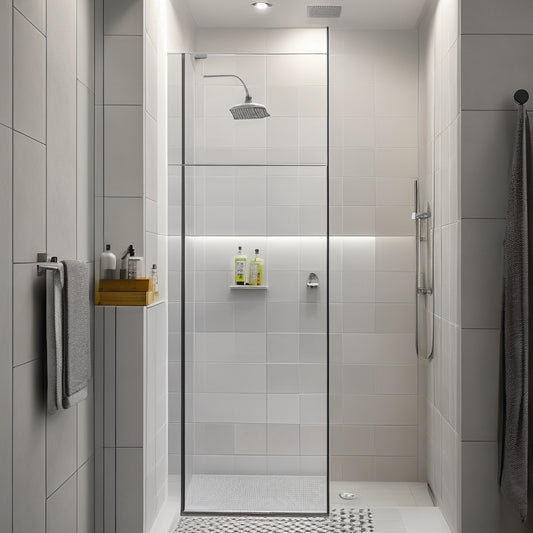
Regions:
[[329, 30, 420, 482], [0, 0, 96, 531], [168, 28, 422, 483], [419, 0, 461, 531]]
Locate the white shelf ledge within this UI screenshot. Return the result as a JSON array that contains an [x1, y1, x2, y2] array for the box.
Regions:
[[230, 285, 268, 290]]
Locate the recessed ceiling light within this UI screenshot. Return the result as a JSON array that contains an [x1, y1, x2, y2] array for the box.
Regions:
[[251, 2, 272, 10]]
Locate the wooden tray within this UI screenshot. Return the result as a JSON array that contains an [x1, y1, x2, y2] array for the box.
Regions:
[[98, 278, 153, 292], [95, 290, 156, 306]]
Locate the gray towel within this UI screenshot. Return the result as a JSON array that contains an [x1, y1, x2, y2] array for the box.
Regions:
[[61, 260, 91, 408], [45, 264, 64, 413], [500, 104, 530, 522]]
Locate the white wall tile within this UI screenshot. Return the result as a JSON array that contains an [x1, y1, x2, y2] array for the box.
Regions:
[[77, 81, 95, 262], [13, 360, 45, 533], [77, 0, 95, 89], [104, 35, 143, 105], [0, 0, 12, 127], [104, 106, 143, 197], [267, 394, 299, 424], [13, 263, 45, 367], [104, 0, 142, 35], [46, 473, 77, 533], [116, 307, 144, 447], [13, 11, 46, 142], [13, 132, 45, 262], [46, 407, 77, 496], [47, 0, 77, 260], [78, 458, 95, 533], [234, 424, 267, 455], [116, 448, 143, 533], [104, 197, 144, 261], [14, 0, 46, 34]]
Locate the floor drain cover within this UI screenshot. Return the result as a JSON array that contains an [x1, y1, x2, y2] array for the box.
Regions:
[[339, 492, 357, 500]]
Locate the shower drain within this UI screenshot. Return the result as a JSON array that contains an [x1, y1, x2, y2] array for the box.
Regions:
[[175, 508, 374, 533]]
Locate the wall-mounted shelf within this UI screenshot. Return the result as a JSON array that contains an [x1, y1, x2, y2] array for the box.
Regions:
[[230, 285, 268, 290]]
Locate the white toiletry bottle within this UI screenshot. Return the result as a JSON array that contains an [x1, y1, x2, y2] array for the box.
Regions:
[[234, 246, 247, 285], [100, 244, 116, 280], [151, 264, 159, 293]]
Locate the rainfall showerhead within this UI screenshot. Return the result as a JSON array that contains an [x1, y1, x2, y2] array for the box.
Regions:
[[204, 74, 270, 120]]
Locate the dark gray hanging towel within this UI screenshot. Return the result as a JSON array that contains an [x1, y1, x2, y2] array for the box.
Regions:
[[500, 103, 530, 522]]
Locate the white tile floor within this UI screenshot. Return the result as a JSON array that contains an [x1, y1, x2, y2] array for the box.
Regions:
[[168, 476, 452, 533]]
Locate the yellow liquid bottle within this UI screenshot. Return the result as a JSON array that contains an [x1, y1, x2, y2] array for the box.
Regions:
[[253, 248, 264, 286], [234, 246, 247, 285]]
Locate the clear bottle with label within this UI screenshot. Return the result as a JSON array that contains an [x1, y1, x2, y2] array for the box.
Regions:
[[249, 248, 264, 286], [234, 246, 247, 285], [151, 264, 159, 293], [127, 247, 144, 280]]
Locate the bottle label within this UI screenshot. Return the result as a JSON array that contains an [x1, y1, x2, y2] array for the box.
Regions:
[[235, 260, 245, 282]]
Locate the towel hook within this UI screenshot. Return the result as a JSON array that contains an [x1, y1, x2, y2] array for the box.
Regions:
[[514, 89, 529, 105]]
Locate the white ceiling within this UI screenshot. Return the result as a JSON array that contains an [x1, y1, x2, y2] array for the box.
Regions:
[[184, 0, 430, 30]]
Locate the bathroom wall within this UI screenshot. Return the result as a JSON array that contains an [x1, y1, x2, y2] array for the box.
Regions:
[[418, 0, 461, 531], [329, 29, 421, 482], [0, 0, 96, 532], [460, 0, 533, 531]]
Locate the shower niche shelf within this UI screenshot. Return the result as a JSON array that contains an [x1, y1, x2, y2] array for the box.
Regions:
[[230, 285, 268, 290]]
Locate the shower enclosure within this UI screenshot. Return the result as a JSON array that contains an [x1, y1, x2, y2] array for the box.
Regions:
[[170, 45, 330, 514]]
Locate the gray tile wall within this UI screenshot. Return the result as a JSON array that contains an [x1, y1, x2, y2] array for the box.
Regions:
[[1, 0, 96, 532], [460, 0, 533, 531], [418, 1, 461, 531]]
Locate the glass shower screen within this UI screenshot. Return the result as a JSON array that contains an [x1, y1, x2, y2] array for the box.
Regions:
[[178, 51, 329, 514]]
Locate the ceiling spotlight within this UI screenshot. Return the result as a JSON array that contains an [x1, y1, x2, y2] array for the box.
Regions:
[[251, 2, 272, 10]]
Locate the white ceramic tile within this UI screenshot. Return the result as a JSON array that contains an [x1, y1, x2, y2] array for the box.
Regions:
[[267, 424, 300, 455], [104, 35, 142, 105], [116, 307, 144, 447], [13, 133, 45, 262], [343, 148, 374, 177], [234, 424, 267, 455], [376, 178, 415, 206], [46, 473, 77, 533], [267, 302, 299, 332], [13, 263, 45, 367], [146, 112, 158, 201], [374, 365, 418, 395], [376, 237, 415, 272], [375, 272, 415, 303], [77, 81, 95, 262], [195, 394, 266, 424], [342, 207, 375, 235], [77, 0, 95, 89], [375, 148, 418, 178], [103, 197, 144, 260], [78, 385, 94, 466], [195, 363, 266, 394], [375, 303, 415, 333], [299, 334, 327, 363], [376, 206, 415, 236], [104, 106, 143, 197], [46, 407, 77, 496], [342, 303, 375, 333], [196, 423, 235, 455], [267, 364, 299, 394], [0, 0, 12, 128], [376, 117, 418, 148], [116, 448, 143, 533], [342, 178, 376, 206], [13, 360, 45, 533], [13, 11, 45, 142], [462, 0, 533, 34], [375, 426, 418, 456], [78, 458, 95, 533], [343, 395, 418, 425], [266, 333, 299, 363], [15, 0, 45, 34], [267, 394, 300, 424], [267, 117, 298, 148], [376, 457, 418, 482], [104, 0, 142, 35]]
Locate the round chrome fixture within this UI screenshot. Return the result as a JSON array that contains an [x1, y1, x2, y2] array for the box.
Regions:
[[251, 2, 272, 9], [339, 491, 357, 500]]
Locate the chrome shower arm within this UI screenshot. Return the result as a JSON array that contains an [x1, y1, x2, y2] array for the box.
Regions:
[[203, 74, 252, 102]]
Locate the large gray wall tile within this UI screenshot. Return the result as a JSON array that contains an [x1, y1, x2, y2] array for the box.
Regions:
[[462, 35, 533, 111], [47, 0, 77, 260], [462, 0, 533, 35], [461, 219, 505, 328], [104, 197, 144, 259], [0, 0, 12, 127], [13, 263, 45, 366], [77, 0, 95, 89], [104, 105, 143, 197], [46, 473, 77, 533], [78, 382, 95, 466], [13, 11, 46, 142], [461, 111, 514, 219], [116, 447, 143, 533], [46, 407, 77, 496], [13, 360, 45, 533], [78, 458, 95, 533], [104, 0, 143, 36], [462, 442, 531, 533], [14, 0, 46, 34], [0, 124, 12, 533], [116, 307, 144, 447], [77, 81, 95, 262], [104, 35, 143, 105], [13, 132, 46, 262]]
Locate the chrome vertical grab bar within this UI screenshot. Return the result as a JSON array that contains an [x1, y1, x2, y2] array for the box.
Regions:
[[413, 180, 434, 360]]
